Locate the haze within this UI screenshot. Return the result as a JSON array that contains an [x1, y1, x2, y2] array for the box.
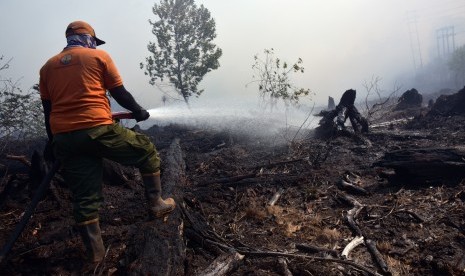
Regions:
[[1, 0, 464, 109]]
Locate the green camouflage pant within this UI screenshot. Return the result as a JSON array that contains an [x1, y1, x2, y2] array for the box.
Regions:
[[53, 123, 160, 223]]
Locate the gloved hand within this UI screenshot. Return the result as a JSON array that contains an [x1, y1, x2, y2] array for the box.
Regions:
[[133, 109, 150, 122]]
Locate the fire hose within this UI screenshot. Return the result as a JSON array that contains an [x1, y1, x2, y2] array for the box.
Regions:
[[0, 111, 134, 264], [111, 111, 135, 120]]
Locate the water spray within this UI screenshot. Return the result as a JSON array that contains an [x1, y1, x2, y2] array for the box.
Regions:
[[113, 102, 319, 142]]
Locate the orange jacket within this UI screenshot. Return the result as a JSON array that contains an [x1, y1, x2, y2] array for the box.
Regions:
[[40, 47, 123, 134]]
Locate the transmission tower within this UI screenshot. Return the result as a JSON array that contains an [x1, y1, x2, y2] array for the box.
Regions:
[[436, 26, 456, 59], [407, 11, 423, 70]]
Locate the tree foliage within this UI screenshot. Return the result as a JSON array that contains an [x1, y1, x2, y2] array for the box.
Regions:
[[141, 0, 222, 104], [0, 56, 45, 145], [250, 48, 311, 110], [448, 45, 465, 87]]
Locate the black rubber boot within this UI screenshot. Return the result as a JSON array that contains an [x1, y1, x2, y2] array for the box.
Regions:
[[143, 173, 176, 218], [77, 219, 105, 263]]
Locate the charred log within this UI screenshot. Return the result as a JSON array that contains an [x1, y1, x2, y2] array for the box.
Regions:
[[374, 147, 465, 184], [124, 139, 186, 276]]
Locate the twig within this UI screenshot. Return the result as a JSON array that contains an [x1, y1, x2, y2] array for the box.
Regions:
[[336, 192, 362, 207], [5, 155, 31, 167], [243, 250, 382, 276], [0, 211, 17, 217], [337, 179, 368, 195], [292, 103, 315, 142], [345, 203, 364, 236], [250, 157, 310, 170], [188, 232, 381, 276], [393, 209, 424, 223], [268, 188, 284, 206], [295, 243, 338, 257], [183, 195, 382, 276], [365, 201, 397, 223], [341, 236, 364, 259]]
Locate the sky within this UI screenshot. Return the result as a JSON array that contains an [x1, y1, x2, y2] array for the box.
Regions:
[[1, 0, 465, 110]]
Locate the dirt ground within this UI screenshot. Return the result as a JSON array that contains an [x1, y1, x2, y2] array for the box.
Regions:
[[0, 105, 465, 275]]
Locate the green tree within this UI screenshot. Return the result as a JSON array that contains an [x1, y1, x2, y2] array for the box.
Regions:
[[250, 48, 311, 110], [448, 45, 465, 87], [141, 0, 222, 104]]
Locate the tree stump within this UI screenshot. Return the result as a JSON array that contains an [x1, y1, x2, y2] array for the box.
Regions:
[[394, 88, 422, 111], [125, 139, 186, 275]]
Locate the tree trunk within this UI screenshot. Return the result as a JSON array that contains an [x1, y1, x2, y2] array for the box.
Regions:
[[125, 139, 186, 275]]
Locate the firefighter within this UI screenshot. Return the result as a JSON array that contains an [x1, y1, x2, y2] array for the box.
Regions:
[[39, 21, 175, 263]]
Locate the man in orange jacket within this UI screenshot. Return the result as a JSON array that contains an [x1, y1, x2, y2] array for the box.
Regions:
[[39, 20, 175, 263]]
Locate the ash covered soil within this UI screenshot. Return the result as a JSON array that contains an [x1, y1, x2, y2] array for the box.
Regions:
[[1, 103, 465, 275]]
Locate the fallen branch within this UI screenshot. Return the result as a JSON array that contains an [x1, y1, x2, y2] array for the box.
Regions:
[[345, 202, 364, 237], [336, 192, 362, 208], [184, 187, 382, 276], [185, 228, 224, 256], [341, 236, 364, 259], [251, 157, 310, 170], [337, 179, 368, 195], [6, 155, 31, 167], [366, 239, 390, 275], [339, 191, 391, 275], [244, 250, 382, 276], [188, 235, 381, 275], [197, 251, 244, 276]]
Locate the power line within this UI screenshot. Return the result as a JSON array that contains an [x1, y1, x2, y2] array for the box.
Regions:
[[416, 5, 465, 21], [413, 1, 465, 15]]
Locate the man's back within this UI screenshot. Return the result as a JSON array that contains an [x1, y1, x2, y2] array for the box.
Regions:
[[39, 47, 122, 134]]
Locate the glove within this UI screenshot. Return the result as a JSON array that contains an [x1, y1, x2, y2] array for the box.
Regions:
[[133, 109, 150, 122]]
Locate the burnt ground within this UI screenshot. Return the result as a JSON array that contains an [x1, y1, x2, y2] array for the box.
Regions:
[[0, 110, 465, 275]]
